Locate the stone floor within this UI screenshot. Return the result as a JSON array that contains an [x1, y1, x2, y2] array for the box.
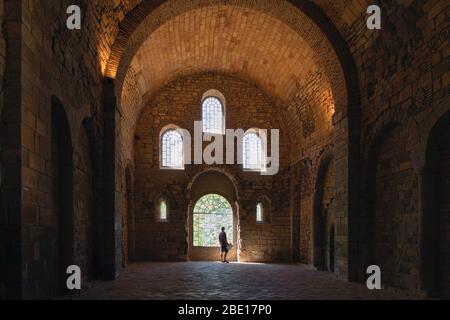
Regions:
[[74, 262, 415, 300]]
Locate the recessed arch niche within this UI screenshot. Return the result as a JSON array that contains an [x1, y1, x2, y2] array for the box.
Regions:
[[187, 170, 239, 261]]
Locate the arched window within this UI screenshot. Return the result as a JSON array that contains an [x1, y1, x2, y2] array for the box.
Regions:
[[157, 198, 168, 222], [256, 196, 271, 223], [160, 200, 167, 220], [202, 95, 225, 134], [161, 128, 184, 169], [243, 131, 264, 171], [193, 194, 233, 247], [256, 202, 264, 222]]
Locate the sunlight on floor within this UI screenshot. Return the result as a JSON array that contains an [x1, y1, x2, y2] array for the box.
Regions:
[[210, 261, 266, 265]]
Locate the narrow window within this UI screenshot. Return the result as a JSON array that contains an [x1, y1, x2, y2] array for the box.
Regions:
[[159, 200, 167, 221], [202, 96, 224, 134], [161, 129, 184, 169], [243, 132, 263, 171], [256, 202, 264, 223]]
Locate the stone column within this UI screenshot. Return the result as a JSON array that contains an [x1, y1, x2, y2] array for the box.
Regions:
[[0, 0, 23, 299], [333, 110, 361, 281], [290, 167, 301, 262], [103, 77, 119, 279]]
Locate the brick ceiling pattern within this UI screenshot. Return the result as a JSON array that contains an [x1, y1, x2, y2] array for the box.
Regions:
[[100, 0, 367, 155], [112, 0, 370, 32], [101, 0, 359, 159], [129, 5, 318, 103], [106, 0, 370, 81], [101, 0, 374, 124]]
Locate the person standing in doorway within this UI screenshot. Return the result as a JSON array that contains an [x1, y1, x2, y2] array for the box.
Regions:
[[219, 227, 229, 263]]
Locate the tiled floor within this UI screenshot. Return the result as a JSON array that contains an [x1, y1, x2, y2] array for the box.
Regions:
[[75, 262, 414, 300]]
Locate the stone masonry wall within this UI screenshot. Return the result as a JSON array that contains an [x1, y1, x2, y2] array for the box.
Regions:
[[0, 0, 448, 299], [133, 72, 291, 262], [373, 126, 420, 291], [18, 0, 107, 298], [352, 0, 449, 293]]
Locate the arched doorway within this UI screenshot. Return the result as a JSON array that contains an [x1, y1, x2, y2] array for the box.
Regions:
[[113, 0, 360, 277], [313, 156, 335, 272], [51, 97, 74, 294], [192, 194, 233, 257], [365, 124, 420, 291], [188, 170, 239, 261], [422, 110, 450, 298], [291, 160, 313, 264]]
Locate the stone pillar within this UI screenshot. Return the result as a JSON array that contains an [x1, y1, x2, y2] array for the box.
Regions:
[[290, 167, 300, 262], [333, 110, 361, 281], [103, 77, 119, 279], [347, 112, 361, 282], [0, 0, 23, 299], [83, 117, 105, 278]]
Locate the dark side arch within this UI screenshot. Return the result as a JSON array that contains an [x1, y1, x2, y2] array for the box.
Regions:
[[51, 96, 75, 294], [312, 152, 334, 271], [420, 110, 450, 298]]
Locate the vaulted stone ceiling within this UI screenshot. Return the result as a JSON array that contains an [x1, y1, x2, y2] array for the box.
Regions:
[[128, 5, 319, 103], [107, 0, 354, 112], [104, 0, 371, 74], [104, 0, 359, 161], [109, 0, 370, 42]]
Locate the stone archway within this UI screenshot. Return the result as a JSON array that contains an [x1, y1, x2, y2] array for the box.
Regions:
[[364, 123, 420, 291], [420, 110, 450, 298], [187, 170, 239, 261], [312, 154, 335, 272], [112, 0, 361, 280], [291, 159, 314, 263], [107, 0, 359, 114], [51, 96, 75, 295], [111, 0, 359, 169], [361, 123, 399, 283]]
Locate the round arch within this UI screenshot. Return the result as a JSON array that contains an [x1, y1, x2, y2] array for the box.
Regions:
[[51, 96, 75, 294], [361, 122, 400, 279], [187, 169, 240, 261], [291, 158, 314, 262], [106, 0, 360, 117], [187, 166, 241, 201], [312, 150, 334, 271], [202, 89, 226, 107], [108, 0, 361, 277], [159, 124, 185, 170], [418, 109, 450, 298], [201, 91, 226, 135]]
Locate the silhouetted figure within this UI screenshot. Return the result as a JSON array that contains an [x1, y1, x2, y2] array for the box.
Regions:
[[219, 227, 229, 263]]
